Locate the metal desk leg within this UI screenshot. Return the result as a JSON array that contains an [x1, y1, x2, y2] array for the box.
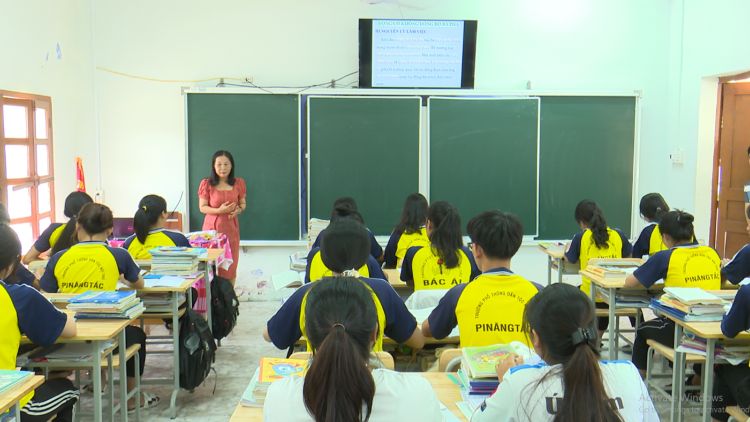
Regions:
[[118, 328, 129, 422], [546, 255, 552, 285], [169, 291, 180, 419], [204, 262, 212, 334], [556, 258, 563, 285], [589, 278, 596, 304], [93, 340, 103, 422], [14, 402, 20, 421], [671, 324, 685, 422], [107, 352, 114, 422], [702, 338, 715, 422], [608, 288, 616, 361]]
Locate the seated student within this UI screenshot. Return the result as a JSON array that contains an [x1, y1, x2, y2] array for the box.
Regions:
[[722, 205, 750, 285], [38, 203, 158, 413], [263, 276, 443, 422], [422, 210, 542, 347], [632, 193, 670, 259], [0, 224, 82, 422], [311, 197, 384, 262], [0, 204, 37, 287], [123, 194, 190, 259], [564, 200, 632, 336], [625, 210, 720, 385], [473, 283, 657, 422], [23, 191, 93, 264], [305, 205, 384, 283], [265, 219, 423, 351], [383, 193, 430, 268], [400, 201, 480, 290]]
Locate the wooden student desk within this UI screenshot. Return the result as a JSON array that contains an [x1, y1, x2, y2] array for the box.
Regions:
[[538, 244, 579, 285], [21, 308, 141, 422], [0, 375, 44, 421], [382, 268, 414, 298], [228, 372, 468, 421]]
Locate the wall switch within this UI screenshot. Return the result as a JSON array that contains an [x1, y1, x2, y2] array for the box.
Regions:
[[94, 190, 104, 204], [670, 149, 685, 164]]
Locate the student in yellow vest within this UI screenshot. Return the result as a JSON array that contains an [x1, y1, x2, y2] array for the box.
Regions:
[[38, 203, 159, 413], [422, 210, 542, 347], [400, 201, 480, 290], [564, 200, 632, 336], [0, 224, 81, 422], [625, 210, 721, 384], [22, 191, 93, 264], [632, 193, 670, 259], [311, 197, 384, 262], [383, 193, 430, 268], [305, 204, 385, 283], [123, 194, 190, 259], [265, 219, 424, 351]]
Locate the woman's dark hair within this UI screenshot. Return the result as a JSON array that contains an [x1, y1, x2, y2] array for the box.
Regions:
[[639, 193, 669, 223], [76, 203, 114, 236], [0, 204, 10, 224], [0, 224, 21, 284], [208, 150, 235, 186], [320, 219, 371, 273], [330, 197, 358, 220], [330, 203, 364, 225], [394, 193, 428, 235], [303, 277, 377, 422], [50, 192, 94, 256], [426, 201, 463, 269], [522, 283, 624, 422], [658, 210, 695, 243], [466, 210, 524, 260], [574, 200, 610, 249], [134, 195, 167, 244]]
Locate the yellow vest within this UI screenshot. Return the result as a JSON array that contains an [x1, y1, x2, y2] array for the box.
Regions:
[[299, 279, 387, 351], [455, 271, 538, 347], [395, 228, 430, 268], [579, 228, 623, 301], [665, 246, 721, 289], [0, 286, 33, 407], [411, 247, 473, 291], [308, 250, 369, 282], [54, 243, 121, 293], [648, 225, 668, 256]]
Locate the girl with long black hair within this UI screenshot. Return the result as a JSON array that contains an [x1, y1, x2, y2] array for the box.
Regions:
[[123, 194, 190, 259], [383, 193, 430, 268], [23, 191, 93, 263], [632, 193, 670, 259]]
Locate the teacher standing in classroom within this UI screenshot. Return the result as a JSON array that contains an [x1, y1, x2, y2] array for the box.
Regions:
[[199, 150, 246, 286]]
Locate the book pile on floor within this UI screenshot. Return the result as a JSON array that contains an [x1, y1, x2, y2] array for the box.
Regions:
[[289, 250, 307, 271], [67, 290, 144, 319], [241, 357, 309, 407], [149, 247, 207, 276], [650, 287, 728, 322], [677, 335, 749, 365], [307, 218, 329, 250]]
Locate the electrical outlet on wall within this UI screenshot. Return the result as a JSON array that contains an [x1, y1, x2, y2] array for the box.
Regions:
[[94, 190, 104, 203], [670, 149, 685, 164]]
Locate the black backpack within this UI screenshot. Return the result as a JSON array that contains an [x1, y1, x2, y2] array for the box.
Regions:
[[211, 276, 240, 340], [179, 307, 217, 391]]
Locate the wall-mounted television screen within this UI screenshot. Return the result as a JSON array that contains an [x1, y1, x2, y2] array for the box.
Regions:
[[359, 19, 478, 89]]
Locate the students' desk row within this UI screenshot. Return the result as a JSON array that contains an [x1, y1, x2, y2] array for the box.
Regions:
[[382, 268, 415, 298], [21, 308, 140, 422], [0, 376, 44, 422], [663, 304, 750, 422], [538, 245, 579, 285], [227, 372, 468, 421]]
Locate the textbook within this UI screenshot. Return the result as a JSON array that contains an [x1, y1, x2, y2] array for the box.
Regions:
[[0, 369, 33, 401], [289, 253, 306, 271], [68, 290, 136, 304], [538, 241, 564, 250], [585, 265, 627, 278], [74, 302, 145, 320], [240, 367, 263, 407], [659, 295, 726, 315], [650, 298, 724, 322], [663, 287, 723, 305], [272, 270, 305, 290], [461, 342, 537, 379], [148, 247, 207, 257], [255, 357, 308, 394], [149, 247, 206, 276], [67, 294, 140, 312]]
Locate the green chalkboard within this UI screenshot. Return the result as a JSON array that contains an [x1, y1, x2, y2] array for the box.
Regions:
[[538, 96, 636, 239], [187, 93, 300, 240], [429, 98, 540, 235], [308, 96, 421, 235]]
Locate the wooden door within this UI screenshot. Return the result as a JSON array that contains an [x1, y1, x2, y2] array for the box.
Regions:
[[716, 82, 750, 258]]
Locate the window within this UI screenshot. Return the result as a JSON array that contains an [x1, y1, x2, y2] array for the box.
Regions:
[[0, 91, 55, 255]]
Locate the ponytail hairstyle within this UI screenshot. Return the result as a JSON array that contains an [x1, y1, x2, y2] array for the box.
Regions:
[[50, 191, 94, 256], [0, 224, 21, 283], [658, 210, 695, 244], [523, 283, 625, 422], [394, 193, 428, 235], [134, 195, 167, 243], [639, 193, 670, 223], [320, 219, 371, 273], [330, 203, 365, 225], [574, 200, 610, 249], [303, 277, 377, 422], [76, 203, 114, 238], [208, 150, 236, 186], [426, 201, 463, 269]]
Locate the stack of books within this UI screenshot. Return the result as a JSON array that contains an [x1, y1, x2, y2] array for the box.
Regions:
[[677, 335, 749, 365], [650, 287, 728, 322], [307, 218, 329, 250], [0, 369, 34, 400], [67, 290, 144, 319], [289, 251, 307, 271], [241, 357, 309, 407], [139, 292, 186, 313], [149, 247, 207, 276]]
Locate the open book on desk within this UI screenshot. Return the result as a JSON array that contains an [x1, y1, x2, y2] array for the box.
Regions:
[[272, 270, 305, 290]]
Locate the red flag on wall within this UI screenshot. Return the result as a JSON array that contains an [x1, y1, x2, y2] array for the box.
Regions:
[[76, 157, 86, 192]]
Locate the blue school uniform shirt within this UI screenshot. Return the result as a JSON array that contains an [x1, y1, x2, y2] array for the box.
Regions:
[[39, 241, 141, 293], [265, 276, 417, 350], [722, 244, 750, 285], [722, 284, 750, 340], [303, 247, 385, 283], [383, 228, 430, 268], [33, 222, 65, 253], [312, 228, 383, 260], [632, 242, 721, 289], [400, 245, 481, 289], [15, 265, 35, 286]]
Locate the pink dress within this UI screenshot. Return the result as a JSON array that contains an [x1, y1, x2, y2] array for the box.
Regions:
[[199, 178, 246, 279]]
